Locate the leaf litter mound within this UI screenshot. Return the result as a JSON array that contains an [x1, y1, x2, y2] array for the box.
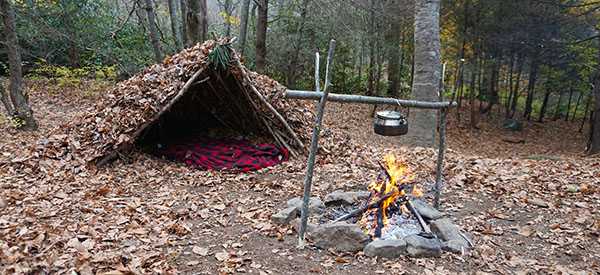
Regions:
[[12, 39, 356, 175]]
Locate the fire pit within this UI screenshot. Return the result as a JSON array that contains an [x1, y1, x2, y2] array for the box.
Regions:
[[272, 154, 473, 258]]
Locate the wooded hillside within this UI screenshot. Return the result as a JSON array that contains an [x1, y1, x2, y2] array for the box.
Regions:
[[0, 0, 599, 274]]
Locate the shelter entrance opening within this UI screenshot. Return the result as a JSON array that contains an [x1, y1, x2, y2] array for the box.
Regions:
[[135, 70, 289, 172]]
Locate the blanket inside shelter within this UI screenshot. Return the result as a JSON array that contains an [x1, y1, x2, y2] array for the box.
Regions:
[[156, 137, 289, 172]]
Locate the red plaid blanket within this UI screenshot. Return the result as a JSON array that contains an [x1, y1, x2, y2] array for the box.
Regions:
[[156, 137, 288, 172]]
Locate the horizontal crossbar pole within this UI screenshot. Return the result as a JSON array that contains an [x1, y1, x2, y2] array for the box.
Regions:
[[285, 90, 457, 109]]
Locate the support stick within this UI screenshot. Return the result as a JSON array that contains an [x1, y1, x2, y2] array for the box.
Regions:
[[298, 39, 336, 248], [234, 58, 305, 148], [285, 90, 456, 109], [406, 200, 432, 234], [434, 108, 447, 209]]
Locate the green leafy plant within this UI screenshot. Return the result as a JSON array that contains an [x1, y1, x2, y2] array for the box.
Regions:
[[208, 42, 234, 71]]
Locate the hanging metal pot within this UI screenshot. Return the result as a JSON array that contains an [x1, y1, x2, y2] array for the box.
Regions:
[[373, 110, 408, 136]]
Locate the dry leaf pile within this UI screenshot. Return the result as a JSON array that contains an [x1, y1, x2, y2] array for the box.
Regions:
[[1, 70, 599, 273]]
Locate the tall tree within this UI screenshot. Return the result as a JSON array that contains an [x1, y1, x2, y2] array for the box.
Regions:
[[143, 0, 163, 62], [523, 55, 539, 120], [186, 0, 208, 44], [386, 0, 402, 97], [180, 0, 189, 46], [238, 0, 251, 55], [0, 0, 37, 130], [409, 0, 441, 145], [224, 0, 232, 37], [255, 0, 268, 73], [509, 54, 524, 118], [285, 0, 310, 87], [167, 0, 183, 51], [366, 0, 377, 96], [59, 0, 80, 67], [588, 35, 600, 154]]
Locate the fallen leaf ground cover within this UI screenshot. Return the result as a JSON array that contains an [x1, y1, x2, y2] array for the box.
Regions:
[[1, 80, 599, 274]]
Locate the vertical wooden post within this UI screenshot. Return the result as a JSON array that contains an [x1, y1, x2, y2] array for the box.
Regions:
[[298, 40, 336, 248], [434, 108, 447, 209]]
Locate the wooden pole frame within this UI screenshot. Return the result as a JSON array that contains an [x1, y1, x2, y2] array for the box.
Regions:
[[292, 42, 454, 248]]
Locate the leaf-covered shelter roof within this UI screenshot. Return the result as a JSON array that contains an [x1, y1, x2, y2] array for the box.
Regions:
[[28, 40, 317, 171]]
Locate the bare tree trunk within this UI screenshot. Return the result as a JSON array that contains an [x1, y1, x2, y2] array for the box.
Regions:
[[565, 87, 574, 121], [505, 53, 515, 118], [134, 0, 147, 30], [375, 41, 384, 96], [553, 89, 564, 120], [238, 0, 251, 56], [186, 0, 207, 44], [0, 0, 37, 130], [358, 39, 364, 82], [167, 0, 183, 51], [180, 0, 189, 46], [0, 81, 14, 115], [199, 0, 208, 41], [470, 58, 479, 128], [454, 0, 468, 116], [538, 89, 551, 122], [255, 0, 268, 73], [510, 54, 523, 118], [523, 56, 539, 120], [572, 91, 583, 122], [285, 0, 310, 87], [399, 33, 407, 92], [186, 0, 199, 44], [409, 0, 441, 146], [386, 0, 401, 98], [581, 94, 591, 133], [224, 0, 232, 37], [587, 35, 600, 154], [480, 55, 500, 114], [366, 0, 376, 96], [143, 0, 163, 63]]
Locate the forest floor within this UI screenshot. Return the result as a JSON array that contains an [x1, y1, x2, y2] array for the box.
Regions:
[[1, 80, 599, 274]]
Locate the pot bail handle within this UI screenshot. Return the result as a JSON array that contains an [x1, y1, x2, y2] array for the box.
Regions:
[[394, 99, 410, 120]]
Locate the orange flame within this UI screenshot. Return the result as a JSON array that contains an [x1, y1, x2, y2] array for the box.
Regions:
[[359, 154, 419, 238]]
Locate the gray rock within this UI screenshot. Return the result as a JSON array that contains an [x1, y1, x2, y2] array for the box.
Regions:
[[311, 222, 370, 252], [411, 199, 444, 220], [430, 218, 469, 247], [404, 234, 442, 258], [442, 240, 467, 254], [0, 198, 6, 209], [503, 119, 523, 131], [271, 207, 299, 225], [324, 190, 371, 206], [363, 239, 407, 258], [287, 197, 325, 214]]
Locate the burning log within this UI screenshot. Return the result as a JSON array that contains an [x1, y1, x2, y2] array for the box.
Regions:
[[333, 191, 406, 223]]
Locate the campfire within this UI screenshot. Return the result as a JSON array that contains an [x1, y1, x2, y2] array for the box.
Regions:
[[358, 154, 423, 239], [272, 153, 473, 258]]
